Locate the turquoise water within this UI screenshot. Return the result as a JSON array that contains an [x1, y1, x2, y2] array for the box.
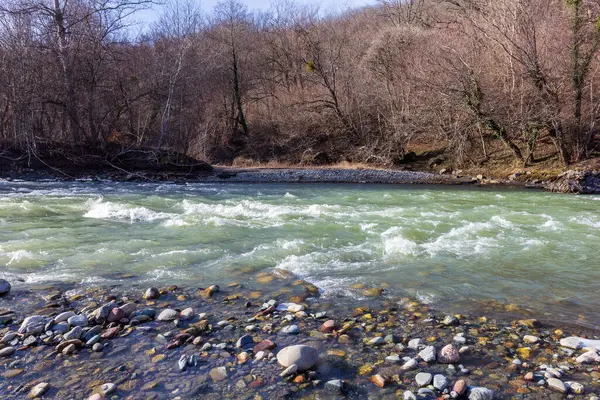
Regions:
[[0, 181, 599, 327]]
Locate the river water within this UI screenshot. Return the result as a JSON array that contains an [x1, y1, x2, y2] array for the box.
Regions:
[[0, 181, 598, 328]]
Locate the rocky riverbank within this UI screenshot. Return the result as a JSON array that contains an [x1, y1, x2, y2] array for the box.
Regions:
[[1, 276, 600, 400], [206, 168, 471, 185]]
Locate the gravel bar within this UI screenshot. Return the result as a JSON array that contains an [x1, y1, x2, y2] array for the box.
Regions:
[[205, 168, 470, 185]]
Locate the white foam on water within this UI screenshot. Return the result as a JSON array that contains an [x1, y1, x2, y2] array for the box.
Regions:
[[162, 217, 191, 227], [381, 228, 420, 257], [283, 192, 297, 199], [537, 214, 563, 231], [5, 250, 37, 266], [309, 277, 365, 300], [277, 239, 305, 251], [360, 223, 378, 233], [570, 216, 600, 228], [145, 266, 188, 281], [522, 239, 546, 249], [84, 198, 173, 222], [416, 291, 436, 304]]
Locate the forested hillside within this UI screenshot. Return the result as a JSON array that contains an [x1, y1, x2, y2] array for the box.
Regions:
[[1, 0, 599, 170]]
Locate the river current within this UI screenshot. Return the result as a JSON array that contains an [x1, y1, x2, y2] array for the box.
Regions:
[[0, 181, 598, 328]]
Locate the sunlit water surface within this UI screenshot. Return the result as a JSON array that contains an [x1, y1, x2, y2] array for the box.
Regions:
[[0, 181, 598, 328]]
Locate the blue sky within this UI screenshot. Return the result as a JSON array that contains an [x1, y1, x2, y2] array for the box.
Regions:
[[130, 0, 378, 31]]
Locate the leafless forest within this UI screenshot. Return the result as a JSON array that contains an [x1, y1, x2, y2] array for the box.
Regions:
[[1, 0, 600, 169]]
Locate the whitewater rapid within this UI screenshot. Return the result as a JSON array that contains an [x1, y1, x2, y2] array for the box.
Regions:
[[0, 181, 598, 327]]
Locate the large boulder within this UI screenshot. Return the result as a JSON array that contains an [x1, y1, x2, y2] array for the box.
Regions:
[[548, 170, 600, 194]]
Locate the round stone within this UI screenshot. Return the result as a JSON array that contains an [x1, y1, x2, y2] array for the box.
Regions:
[[157, 309, 179, 321], [281, 325, 300, 334], [0, 279, 10, 296], [28, 382, 49, 398], [433, 374, 448, 391], [438, 344, 460, 363], [209, 366, 228, 381], [468, 387, 494, 400], [143, 287, 160, 300], [100, 383, 116, 396], [67, 314, 88, 327], [276, 345, 318, 371], [107, 308, 125, 323], [415, 372, 433, 387]]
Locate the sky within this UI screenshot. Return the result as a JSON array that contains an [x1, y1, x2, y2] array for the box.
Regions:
[[129, 0, 378, 32]]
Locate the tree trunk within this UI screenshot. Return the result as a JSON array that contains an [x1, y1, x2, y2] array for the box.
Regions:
[[53, 0, 80, 143], [547, 122, 570, 166], [232, 47, 249, 137]]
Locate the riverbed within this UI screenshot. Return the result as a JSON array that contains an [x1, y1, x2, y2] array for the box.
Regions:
[[1, 181, 598, 329]]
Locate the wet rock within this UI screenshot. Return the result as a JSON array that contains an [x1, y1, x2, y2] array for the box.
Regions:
[[100, 327, 120, 339], [107, 308, 125, 323], [362, 288, 384, 297], [453, 380, 467, 396], [92, 343, 103, 352], [28, 382, 49, 398], [403, 391, 417, 400], [253, 339, 276, 354], [280, 364, 298, 377], [100, 383, 116, 396], [408, 338, 421, 349], [0, 346, 15, 357], [442, 315, 460, 326], [180, 307, 194, 320], [237, 352, 250, 364], [88, 394, 105, 400], [209, 366, 228, 381], [281, 325, 300, 334], [236, 335, 254, 349], [68, 314, 88, 327], [1, 332, 16, 344], [0, 279, 10, 296], [203, 285, 220, 298], [438, 344, 460, 363], [157, 309, 179, 321], [64, 326, 83, 341], [418, 345, 436, 362], [53, 322, 70, 334], [576, 350, 600, 364], [371, 374, 386, 388], [517, 319, 541, 329], [385, 355, 401, 364], [561, 336, 600, 350], [415, 372, 432, 387], [177, 355, 187, 372], [368, 336, 385, 346], [62, 343, 77, 355], [468, 387, 494, 400], [90, 303, 116, 321], [567, 381, 585, 394], [433, 374, 448, 391], [319, 320, 335, 333], [54, 311, 76, 323], [523, 335, 539, 344], [56, 339, 82, 352], [23, 336, 37, 347], [19, 316, 45, 335], [323, 379, 344, 394], [547, 377, 567, 393], [276, 345, 318, 371], [402, 358, 419, 370], [143, 287, 160, 300]]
